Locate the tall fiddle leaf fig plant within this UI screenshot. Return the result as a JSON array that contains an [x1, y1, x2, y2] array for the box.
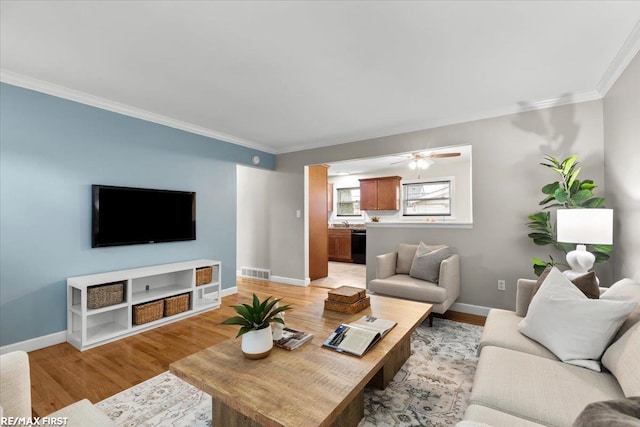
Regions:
[[527, 154, 612, 276]]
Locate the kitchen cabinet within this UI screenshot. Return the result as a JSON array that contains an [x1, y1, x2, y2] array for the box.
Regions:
[[328, 228, 352, 262], [359, 176, 401, 211]]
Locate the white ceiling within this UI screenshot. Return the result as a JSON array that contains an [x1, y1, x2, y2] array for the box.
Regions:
[[1, 1, 639, 154]]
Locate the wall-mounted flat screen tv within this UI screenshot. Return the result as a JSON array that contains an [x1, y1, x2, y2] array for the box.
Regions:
[[92, 185, 196, 248]]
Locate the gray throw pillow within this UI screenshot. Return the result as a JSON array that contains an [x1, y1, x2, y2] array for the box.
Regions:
[[409, 245, 450, 283]]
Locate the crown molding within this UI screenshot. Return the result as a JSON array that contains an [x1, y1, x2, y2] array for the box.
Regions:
[[0, 69, 276, 154], [274, 90, 603, 154], [597, 19, 640, 96]]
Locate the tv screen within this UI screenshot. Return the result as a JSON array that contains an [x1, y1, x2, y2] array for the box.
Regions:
[[92, 185, 196, 248]]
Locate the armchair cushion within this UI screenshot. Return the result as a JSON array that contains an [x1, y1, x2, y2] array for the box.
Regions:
[[395, 242, 446, 274], [409, 244, 450, 283], [396, 243, 419, 274]]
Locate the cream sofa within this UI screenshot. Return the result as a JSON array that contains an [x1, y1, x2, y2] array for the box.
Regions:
[[462, 278, 640, 426], [368, 243, 460, 324], [0, 351, 115, 426]]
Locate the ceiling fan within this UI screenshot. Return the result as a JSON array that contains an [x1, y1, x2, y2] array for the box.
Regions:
[[391, 151, 461, 170]]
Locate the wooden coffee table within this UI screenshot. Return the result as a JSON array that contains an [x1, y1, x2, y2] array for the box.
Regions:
[[170, 294, 431, 427]]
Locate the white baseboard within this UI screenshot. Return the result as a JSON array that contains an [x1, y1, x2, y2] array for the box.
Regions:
[[221, 286, 238, 297], [270, 275, 310, 287], [449, 302, 491, 317], [0, 331, 67, 355]]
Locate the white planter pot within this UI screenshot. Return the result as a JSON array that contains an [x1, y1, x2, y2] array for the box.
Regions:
[[241, 325, 273, 359]]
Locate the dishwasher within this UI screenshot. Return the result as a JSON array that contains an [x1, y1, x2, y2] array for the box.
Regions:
[[351, 230, 366, 264]]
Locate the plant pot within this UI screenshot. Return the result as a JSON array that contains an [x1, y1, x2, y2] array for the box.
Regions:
[[241, 325, 273, 359]]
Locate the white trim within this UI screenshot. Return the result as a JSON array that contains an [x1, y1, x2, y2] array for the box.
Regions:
[[597, 19, 640, 96], [0, 69, 275, 154], [221, 286, 238, 297], [449, 302, 491, 317], [0, 331, 66, 355], [270, 275, 310, 287], [366, 222, 473, 229]]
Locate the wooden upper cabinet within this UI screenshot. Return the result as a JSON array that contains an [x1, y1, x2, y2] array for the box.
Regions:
[[359, 179, 378, 211], [359, 176, 401, 211]]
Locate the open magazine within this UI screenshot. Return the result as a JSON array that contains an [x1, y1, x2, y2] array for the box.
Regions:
[[322, 315, 397, 357]]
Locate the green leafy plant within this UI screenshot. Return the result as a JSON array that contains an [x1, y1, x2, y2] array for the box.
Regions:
[[527, 154, 612, 276], [221, 294, 291, 338]]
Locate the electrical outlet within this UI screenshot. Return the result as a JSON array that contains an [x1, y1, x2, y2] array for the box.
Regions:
[[498, 280, 506, 291]]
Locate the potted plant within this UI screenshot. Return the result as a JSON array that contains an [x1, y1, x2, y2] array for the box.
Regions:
[[221, 294, 291, 359], [526, 154, 612, 275]]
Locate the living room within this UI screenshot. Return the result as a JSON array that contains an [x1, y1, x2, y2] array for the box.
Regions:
[[1, 1, 639, 426]]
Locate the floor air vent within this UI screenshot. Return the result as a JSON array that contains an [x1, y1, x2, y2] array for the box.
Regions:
[[240, 267, 271, 281]]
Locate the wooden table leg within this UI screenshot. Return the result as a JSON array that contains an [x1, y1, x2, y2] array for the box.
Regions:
[[368, 334, 411, 390], [213, 398, 260, 427]]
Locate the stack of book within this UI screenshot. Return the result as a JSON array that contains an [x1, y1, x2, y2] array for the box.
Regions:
[[324, 286, 370, 314]]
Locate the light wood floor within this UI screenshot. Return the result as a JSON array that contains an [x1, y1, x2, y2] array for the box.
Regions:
[[28, 278, 483, 417], [309, 261, 366, 289]]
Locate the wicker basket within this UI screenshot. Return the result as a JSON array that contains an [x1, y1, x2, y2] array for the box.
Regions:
[[133, 300, 164, 325], [87, 282, 124, 309], [164, 293, 190, 317], [196, 266, 213, 286]]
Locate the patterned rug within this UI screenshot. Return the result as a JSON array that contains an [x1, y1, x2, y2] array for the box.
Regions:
[[97, 318, 482, 426]]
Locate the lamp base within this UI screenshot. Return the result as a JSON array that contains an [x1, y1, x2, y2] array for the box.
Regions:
[[562, 244, 598, 283]]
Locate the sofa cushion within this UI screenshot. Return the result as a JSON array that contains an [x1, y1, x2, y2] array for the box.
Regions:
[[409, 245, 449, 283], [478, 309, 557, 360], [369, 274, 447, 304], [469, 346, 625, 427], [463, 404, 545, 427], [533, 265, 599, 299], [600, 278, 640, 341], [570, 271, 600, 299], [601, 322, 640, 397], [572, 397, 640, 427], [0, 351, 31, 419], [517, 267, 636, 371]]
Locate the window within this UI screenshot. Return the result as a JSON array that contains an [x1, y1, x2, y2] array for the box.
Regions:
[[337, 187, 361, 216], [403, 180, 452, 216]]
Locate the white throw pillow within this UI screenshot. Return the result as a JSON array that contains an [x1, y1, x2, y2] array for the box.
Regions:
[[517, 267, 637, 371]]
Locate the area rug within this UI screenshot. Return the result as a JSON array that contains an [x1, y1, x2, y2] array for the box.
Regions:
[[97, 318, 482, 426]]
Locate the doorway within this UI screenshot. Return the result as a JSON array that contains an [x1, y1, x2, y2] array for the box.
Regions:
[[309, 261, 366, 289]]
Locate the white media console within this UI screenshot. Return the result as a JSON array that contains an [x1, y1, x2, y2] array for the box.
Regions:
[[67, 259, 221, 351]]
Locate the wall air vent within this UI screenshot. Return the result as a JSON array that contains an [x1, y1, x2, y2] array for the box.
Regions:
[[240, 267, 271, 281]]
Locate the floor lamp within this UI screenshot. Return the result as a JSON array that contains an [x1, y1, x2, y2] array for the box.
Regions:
[[556, 209, 613, 281]]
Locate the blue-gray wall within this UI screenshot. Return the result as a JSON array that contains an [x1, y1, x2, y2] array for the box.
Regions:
[[0, 83, 275, 346]]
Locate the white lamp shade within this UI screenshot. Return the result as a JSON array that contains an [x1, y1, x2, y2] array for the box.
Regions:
[[556, 209, 613, 245]]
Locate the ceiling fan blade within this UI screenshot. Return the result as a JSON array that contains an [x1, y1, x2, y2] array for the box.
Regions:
[[430, 152, 461, 158], [390, 159, 408, 165]]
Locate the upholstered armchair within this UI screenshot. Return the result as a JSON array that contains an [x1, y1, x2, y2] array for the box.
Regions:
[[368, 243, 460, 325], [0, 351, 115, 426]]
